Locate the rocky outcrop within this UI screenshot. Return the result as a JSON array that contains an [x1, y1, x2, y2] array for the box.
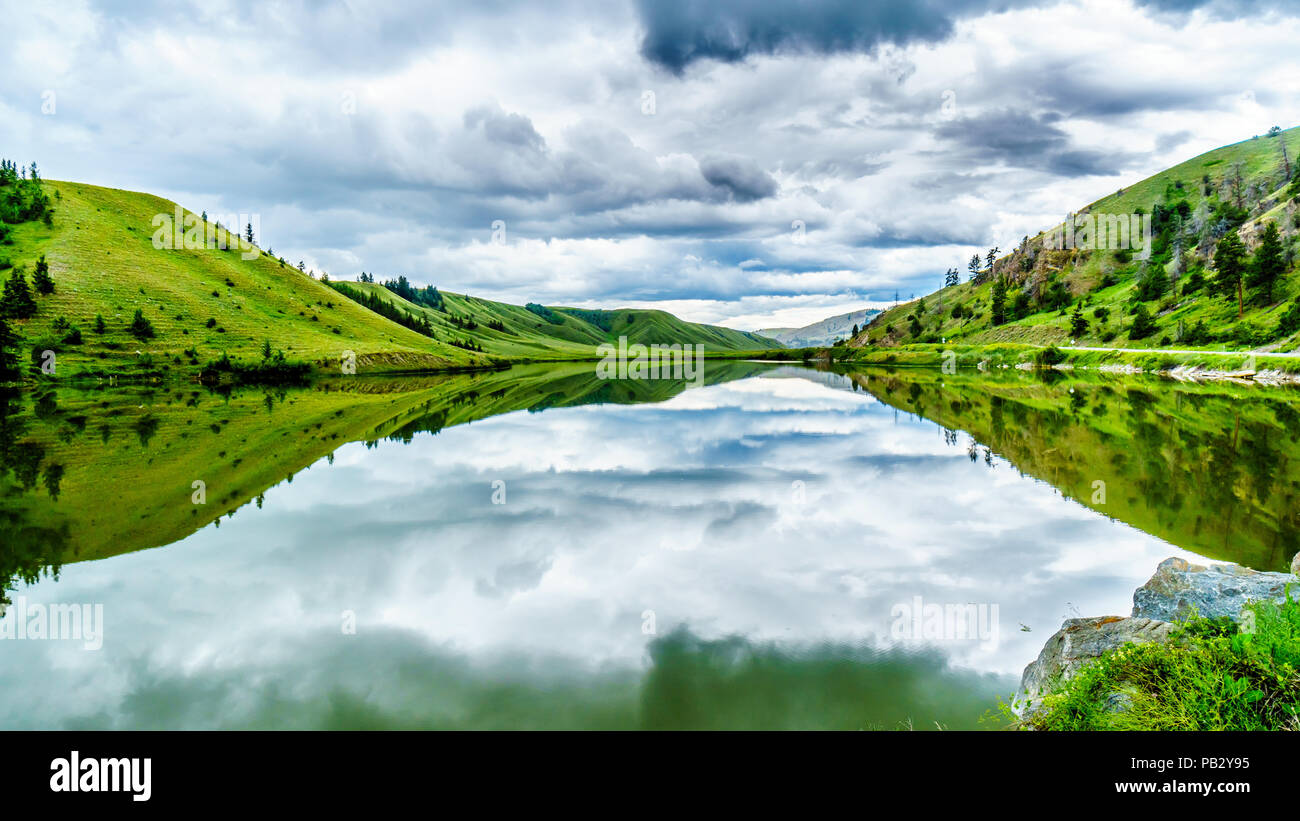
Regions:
[[1132, 557, 1298, 623], [1018, 616, 1174, 713], [1016, 555, 1299, 716], [1019, 618, 1175, 706]]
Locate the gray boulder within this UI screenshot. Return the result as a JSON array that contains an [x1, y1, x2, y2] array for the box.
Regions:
[[1017, 616, 1174, 714], [1131, 557, 1298, 623]]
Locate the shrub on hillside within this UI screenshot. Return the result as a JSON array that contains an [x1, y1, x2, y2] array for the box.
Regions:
[[129, 309, 156, 340], [1129, 305, 1158, 339], [1276, 301, 1300, 338], [1035, 346, 1067, 368]]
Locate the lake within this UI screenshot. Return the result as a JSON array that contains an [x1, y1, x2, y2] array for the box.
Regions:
[[1, 362, 1296, 729]]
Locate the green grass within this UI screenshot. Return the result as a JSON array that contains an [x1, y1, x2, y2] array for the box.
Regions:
[[1018, 594, 1300, 730], [3, 180, 490, 377]]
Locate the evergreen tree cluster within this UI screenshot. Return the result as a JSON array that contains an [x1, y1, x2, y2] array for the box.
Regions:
[[379, 275, 445, 311], [525, 302, 564, 324], [447, 313, 477, 331], [328, 281, 436, 338], [0, 160, 52, 226], [448, 337, 483, 352], [0, 268, 37, 319], [1211, 225, 1285, 319]]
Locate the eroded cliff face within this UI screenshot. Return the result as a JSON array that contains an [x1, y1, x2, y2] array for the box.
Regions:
[[1017, 555, 1300, 715]]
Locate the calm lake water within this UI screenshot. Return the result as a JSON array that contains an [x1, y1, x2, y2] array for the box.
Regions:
[[1, 362, 1295, 729]]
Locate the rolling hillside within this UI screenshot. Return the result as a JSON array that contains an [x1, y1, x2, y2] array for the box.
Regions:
[[0, 179, 488, 377], [857, 126, 1300, 354], [0, 176, 776, 380], [329, 279, 779, 359]]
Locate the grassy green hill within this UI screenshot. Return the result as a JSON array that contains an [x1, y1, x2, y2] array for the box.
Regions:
[[857, 126, 1300, 355], [0, 175, 776, 381], [329, 280, 778, 359], [1, 179, 490, 378]]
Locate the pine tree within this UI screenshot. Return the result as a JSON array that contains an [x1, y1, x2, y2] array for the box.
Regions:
[[1213, 230, 1248, 318], [1130, 304, 1158, 339], [1249, 221, 1285, 304], [1, 270, 37, 319], [1069, 301, 1088, 338], [93, 314, 106, 334], [245, 223, 255, 245], [990, 276, 1008, 326], [129, 308, 155, 340], [32, 255, 54, 295], [968, 254, 981, 281]]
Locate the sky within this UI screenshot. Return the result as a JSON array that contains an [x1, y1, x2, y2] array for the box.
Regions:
[[4, 0, 1300, 331]]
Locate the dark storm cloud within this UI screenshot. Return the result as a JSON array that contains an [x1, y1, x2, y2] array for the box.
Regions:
[[934, 109, 1141, 177], [635, 0, 1039, 72], [698, 155, 779, 201], [1010, 63, 1224, 119], [929, 52, 1240, 126]]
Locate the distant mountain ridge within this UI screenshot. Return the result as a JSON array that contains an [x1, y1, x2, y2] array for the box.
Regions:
[[759, 308, 882, 348]]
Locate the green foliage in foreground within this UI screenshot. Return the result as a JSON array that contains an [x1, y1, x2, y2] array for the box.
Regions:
[[1018, 594, 1300, 730]]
